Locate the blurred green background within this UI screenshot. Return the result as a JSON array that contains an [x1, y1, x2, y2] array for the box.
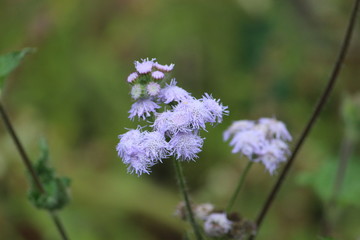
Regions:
[[0, 0, 360, 239]]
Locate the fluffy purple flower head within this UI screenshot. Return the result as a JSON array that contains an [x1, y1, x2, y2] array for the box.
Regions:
[[151, 71, 165, 80], [258, 118, 292, 141], [173, 98, 213, 131], [131, 84, 143, 100], [158, 79, 192, 104], [169, 132, 204, 161], [146, 82, 161, 96], [142, 131, 169, 162], [127, 72, 139, 83], [117, 129, 153, 175], [128, 98, 160, 120], [153, 110, 193, 135], [154, 62, 175, 72], [255, 139, 289, 175], [223, 120, 255, 141], [201, 93, 229, 124], [204, 213, 233, 237], [135, 58, 155, 74], [230, 129, 266, 159]]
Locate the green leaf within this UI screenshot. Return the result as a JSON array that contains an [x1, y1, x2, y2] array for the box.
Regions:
[[0, 48, 35, 88]]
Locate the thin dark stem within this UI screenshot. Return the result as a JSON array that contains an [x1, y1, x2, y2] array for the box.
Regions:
[[173, 160, 203, 240], [226, 161, 253, 213], [0, 101, 70, 240], [250, 1, 360, 239]]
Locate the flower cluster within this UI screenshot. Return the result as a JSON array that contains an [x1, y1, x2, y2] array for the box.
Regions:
[[224, 118, 292, 175], [175, 202, 256, 239], [117, 58, 228, 175]]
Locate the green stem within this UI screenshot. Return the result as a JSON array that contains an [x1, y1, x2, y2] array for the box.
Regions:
[[0, 101, 70, 240], [226, 161, 253, 213], [173, 160, 203, 240]]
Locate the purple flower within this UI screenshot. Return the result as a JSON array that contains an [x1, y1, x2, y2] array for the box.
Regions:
[[146, 82, 161, 96], [154, 62, 175, 72], [142, 131, 169, 162], [204, 213, 233, 237], [255, 139, 289, 175], [127, 72, 139, 83], [230, 129, 266, 159], [169, 132, 204, 161], [128, 98, 160, 120], [173, 98, 212, 131], [151, 71, 165, 80], [153, 110, 193, 135], [201, 93, 229, 124], [258, 118, 292, 141], [158, 79, 191, 104], [135, 58, 155, 74], [223, 120, 255, 141], [117, 129, 153, 175], [131, 84, 143, 100]]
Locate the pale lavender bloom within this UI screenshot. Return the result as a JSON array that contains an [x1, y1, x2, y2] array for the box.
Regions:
[[129, 98, 160, 120], [158, 79, 191, 104], [151, 71, 165, 80], [173, 98, 213, 131], [142, 131, 169, 162], [169, 132, 204, 161], [153, 110, 193, 135], [117, 129, 153, 175], [204, 213, 233, 237], [259, 118, 292, 141], [201, 93, 229, 124], [255, 139, 289, 175], [135, 58, 155, 74], [230, 130, 266, 159], [154, 62, 174, 72], [146, 82, 161, 96], [194, 203, 215, 220], [127, 72, 138, 83], [131, 84, 143, 100], [223, 120, 255, 141]]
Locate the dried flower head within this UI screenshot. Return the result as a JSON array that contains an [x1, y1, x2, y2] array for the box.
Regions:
[[204, 213, 233, 237]]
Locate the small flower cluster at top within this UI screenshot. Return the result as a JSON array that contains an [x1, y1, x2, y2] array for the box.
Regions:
[[223, 118, 292, 175], [117, 58, 228, 175], [175, 202, 256, 239]]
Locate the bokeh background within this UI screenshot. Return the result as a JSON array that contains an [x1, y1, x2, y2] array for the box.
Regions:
[[1, 0, 360, 239]]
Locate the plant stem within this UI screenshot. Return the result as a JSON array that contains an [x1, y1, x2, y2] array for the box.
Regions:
[[250, 0, 360, 239], [173, 160, 203, 240], [226, 161, 253, 213], [0, 101, 70, 240]]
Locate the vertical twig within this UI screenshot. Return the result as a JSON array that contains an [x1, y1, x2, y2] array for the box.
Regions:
[[250, 0, 360, 239], [173, 160, 203, 240], [0, 101, 70, 240]]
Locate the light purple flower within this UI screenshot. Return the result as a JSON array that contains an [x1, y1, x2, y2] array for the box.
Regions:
[[127, 72, 139, 83], [153, 110, 193, 135], [146, 82, 161, 96], [201, 93, 229, 124], [173, 98, 212, 131], [255, 139, 289, 175], [151, 71, 165, 80], [142, 131, 169, 162], [117, 129, 153, 175], [131, 84, 143, 100], [158, 79, 191, 104], [135, 58, 155, 74], [128, 98, 160, 120], [169, 132, 204, 161], [204, 213, 233, 237], [258, 118, 292, 141], [223, 120, 255, 141], [230, 129, 266, 159], [154, 62, 175, 72]]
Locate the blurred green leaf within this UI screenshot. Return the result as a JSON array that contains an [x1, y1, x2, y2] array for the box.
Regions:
[[0, 48, 35, 88], [297, 157, 360, 207], [28, 139, 71, 211]]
